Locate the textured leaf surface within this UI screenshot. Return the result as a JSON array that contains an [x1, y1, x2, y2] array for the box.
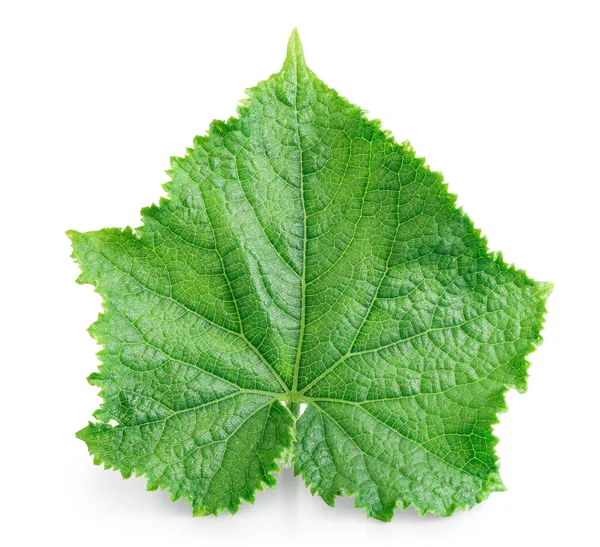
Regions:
[[69, 30, 551, 520]]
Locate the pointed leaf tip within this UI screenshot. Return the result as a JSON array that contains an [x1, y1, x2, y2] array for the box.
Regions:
[[75, 424, 90, 441], [66, 229, 79, 241], [285, 28, 306, 70]]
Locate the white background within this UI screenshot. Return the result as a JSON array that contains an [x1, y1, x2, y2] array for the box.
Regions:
[[1, 1, 598, 545]]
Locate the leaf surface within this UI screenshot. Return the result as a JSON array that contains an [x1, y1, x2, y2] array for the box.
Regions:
[[70, 30, 551, 520]]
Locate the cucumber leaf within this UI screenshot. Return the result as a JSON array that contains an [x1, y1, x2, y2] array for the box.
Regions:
[[69, 29, 551, 520]]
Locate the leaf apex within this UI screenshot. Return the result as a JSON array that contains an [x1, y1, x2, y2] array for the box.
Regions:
[[284, 28, 306, 71]]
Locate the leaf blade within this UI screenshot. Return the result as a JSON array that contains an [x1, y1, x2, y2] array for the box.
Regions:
[[69, 30, 551, 519]]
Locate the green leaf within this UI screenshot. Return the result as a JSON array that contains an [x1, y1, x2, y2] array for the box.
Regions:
[[69, 29, 551, 520]]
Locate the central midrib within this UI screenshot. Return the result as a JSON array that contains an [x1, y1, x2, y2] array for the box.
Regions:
[[289, 55, 306, 413]]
